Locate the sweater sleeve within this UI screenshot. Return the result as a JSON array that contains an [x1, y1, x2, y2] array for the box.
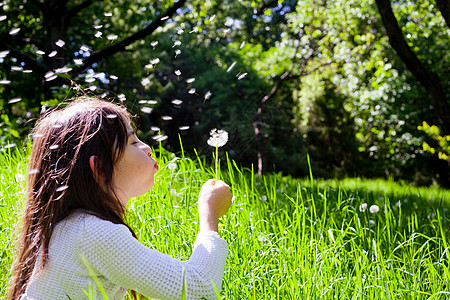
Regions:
[[79, 216, 228, 300]]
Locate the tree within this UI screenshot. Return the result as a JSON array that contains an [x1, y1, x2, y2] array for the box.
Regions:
[[375, 0, 450, 134]]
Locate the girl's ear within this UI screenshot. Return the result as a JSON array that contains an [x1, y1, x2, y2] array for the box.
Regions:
[[89, 155, 100, 181]]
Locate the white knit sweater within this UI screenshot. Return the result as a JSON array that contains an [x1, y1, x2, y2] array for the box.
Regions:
[[22, 212, 228, 300]]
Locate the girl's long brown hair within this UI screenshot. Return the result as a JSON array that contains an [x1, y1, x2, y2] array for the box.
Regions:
[[8, 96, 138, 299]]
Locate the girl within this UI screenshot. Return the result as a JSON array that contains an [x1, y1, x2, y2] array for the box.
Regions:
[[8, 96, 233, 300]]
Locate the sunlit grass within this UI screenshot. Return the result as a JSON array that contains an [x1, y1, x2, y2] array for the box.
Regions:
[[1, 143, 449, 299]]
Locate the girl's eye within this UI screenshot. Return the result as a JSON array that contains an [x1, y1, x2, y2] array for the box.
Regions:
[[131, 141, 139, 145]]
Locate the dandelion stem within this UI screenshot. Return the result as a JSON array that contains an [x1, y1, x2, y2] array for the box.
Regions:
[[215, 145, 219, 180]]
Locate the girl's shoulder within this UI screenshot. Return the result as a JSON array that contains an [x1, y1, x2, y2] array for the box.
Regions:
[[58, 210, 132, 239]]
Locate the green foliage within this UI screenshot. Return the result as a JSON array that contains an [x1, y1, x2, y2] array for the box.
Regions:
[[1, 147, 449, 299], [418, 121, 450, 160]]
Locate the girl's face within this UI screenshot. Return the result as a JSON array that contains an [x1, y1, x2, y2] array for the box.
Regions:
[[112, 129, 158, 207]]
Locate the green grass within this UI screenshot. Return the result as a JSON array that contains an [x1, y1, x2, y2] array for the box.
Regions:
[[1, 144, 449, 299]]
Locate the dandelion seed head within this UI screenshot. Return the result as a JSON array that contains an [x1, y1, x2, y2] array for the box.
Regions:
[[207, 128, 228, 147], [167, 162, 177, 170], [369, 205, 380, 214], [359, 203, 367, 212]]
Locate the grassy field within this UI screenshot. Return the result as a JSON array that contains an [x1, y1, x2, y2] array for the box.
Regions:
[[1, 144, 449, 299]]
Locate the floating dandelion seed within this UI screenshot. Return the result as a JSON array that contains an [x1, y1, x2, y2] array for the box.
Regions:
[[48, 51, 57, 57], [161, 16, 169, 21], [0, 79, 11, 84], [369, 205, 380, 214], [174, 49, 181, 57], [174, 70, 181, 76], [32, 133, 44, 139], [204, 91, 212, 102], [9, 28, 20, 35], [209, 15, 216, 22], [147, 100, 158, 105], [162, 116, 173, 121], [52, 124, 63, 128], [359, 203, 367, 212], [227, 62, 236, 73], [55, 67, 72, 74], [186, 78, 195, 84], [117, 94, 126, 101], [74, 59, 83, 65], [208, 129, 228, 180], [188, 88, 196, 94], [173, 40, 181, 47], [0, 15, 7, 21], [49, 145, 59, 150], [138, 100, 148, 104], [106, 114, 117, 119], [109, 74, 118, 80], [23, 70, 33, 73], [80, 45, 90, 52], [95, 31, 103, 38], [8, 98, 21, 104], [104, 12, 113, 17], [237, 73, 248, 80], [150, 58, 160, 65], [240, 41, 246, 49], [36, 50, 45, 55], [29, 168, 40, 175], [141, 107, 153, 114], [45, 71, 55, 78], [152, 135, 168, 142], [0, 50, 9, 58], [11, 66, 23, 71], [150, 126, 160, 131], [171, 99, 183, 106], [151, 41, 158, 47], [94, 25, 103, 29], [45, 75, 57, 82], [88, 86, 97, 91], [177, 28, 184, 34], [55, 39, 65, 47], [56, 185, 69, 192], [4, 143, 16, 149], [107, 34, 118, 41], [141, 78, 150, 86], [179, 126, 190, 130]]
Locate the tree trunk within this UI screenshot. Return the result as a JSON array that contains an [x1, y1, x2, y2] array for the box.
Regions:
[[375, 0, 450, 134], [435, 0, 450, 28]]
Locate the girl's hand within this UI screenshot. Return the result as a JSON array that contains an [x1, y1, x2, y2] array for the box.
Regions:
[[198, 179, 233, 233]]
